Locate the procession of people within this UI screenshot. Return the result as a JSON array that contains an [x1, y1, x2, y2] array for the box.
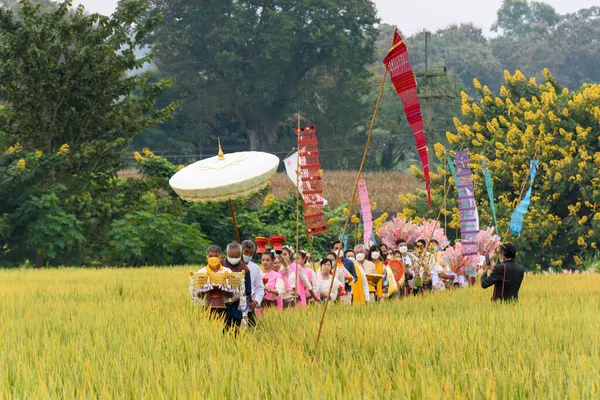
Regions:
[[189, 236, 525, 331]]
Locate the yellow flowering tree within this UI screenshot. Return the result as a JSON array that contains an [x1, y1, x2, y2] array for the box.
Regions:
[[403, 70, 600, 269], [0, 2, 175, 266]]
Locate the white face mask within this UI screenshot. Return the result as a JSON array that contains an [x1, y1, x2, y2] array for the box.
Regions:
[[227, 257, 241, 265], [399, 246, 408, 253], [243, 255, 252, 264], [386, 254, 392, 260], [347, 257, 355, 262], [356, 253, 365, 262], [371, 252, 380, 260]]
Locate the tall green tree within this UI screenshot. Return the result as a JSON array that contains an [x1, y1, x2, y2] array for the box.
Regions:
[[491, 1, 600, 89], [143, 0, 379, 151], [0, 0, 57, 13], [0, 0, 174, 265], [491, 0, 560, 37]]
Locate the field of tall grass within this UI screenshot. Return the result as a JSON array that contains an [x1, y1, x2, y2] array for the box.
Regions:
[[1, 268, 599, 398]]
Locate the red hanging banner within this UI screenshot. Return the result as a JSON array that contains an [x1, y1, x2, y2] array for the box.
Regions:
[[296, 126, 327, 236], [383, 31, 432, 206]]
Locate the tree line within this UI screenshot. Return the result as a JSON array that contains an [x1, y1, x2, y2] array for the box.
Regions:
[[133, 0, 600, 171], [0, 0, 598, 268]]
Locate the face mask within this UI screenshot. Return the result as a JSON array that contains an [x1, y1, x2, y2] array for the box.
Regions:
[[207, 257, 221, 268], [434, 246, 440, 252], [347, 257, 355, 262], [356, 253, 365, 262], [243, 255, 252, 264], [387, 254, 392, 260], [227, 257, 241, 265], [371, 252, 380, 259], [399, 246, 408, 253]]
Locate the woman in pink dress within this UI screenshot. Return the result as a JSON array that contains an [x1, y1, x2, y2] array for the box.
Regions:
[[261, 252, 286, 309], [280, 248, 319, 306], [273, 256, 294, 308]]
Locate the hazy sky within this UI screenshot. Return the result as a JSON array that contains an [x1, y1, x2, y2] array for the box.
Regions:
[[73, 0, 598, 36]]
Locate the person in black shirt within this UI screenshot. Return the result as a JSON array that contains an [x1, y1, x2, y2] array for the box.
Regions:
[[481, 243, 525, 302]]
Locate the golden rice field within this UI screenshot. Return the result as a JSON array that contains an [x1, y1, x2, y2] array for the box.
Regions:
[[1, 268, 599, 399]]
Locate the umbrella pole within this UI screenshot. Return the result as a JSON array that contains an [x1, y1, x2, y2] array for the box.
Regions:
[[229, 200, 241, 243]]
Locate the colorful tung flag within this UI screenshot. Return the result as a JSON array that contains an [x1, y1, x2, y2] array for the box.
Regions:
[[383, 30, 432, 206], [509, 160, 539, 236], [446, 154, 458, 187], [357, 179, 374, 247], [454, 150, 480, 256], [482, 161, 499, 234]]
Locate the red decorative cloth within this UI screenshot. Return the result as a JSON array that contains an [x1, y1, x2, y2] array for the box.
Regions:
[[296, 126, 327, 236], [383, 31, 432, 206]]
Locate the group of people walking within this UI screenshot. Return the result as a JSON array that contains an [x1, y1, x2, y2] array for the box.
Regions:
[[191, 238, 525, 330]]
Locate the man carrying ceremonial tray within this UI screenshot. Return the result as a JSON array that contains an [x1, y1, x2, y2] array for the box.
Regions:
[[353, 244, 375, 302], [189, 245, 246, 331]]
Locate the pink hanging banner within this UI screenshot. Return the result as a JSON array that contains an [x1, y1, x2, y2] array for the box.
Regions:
[[357, 179, 373, 247]]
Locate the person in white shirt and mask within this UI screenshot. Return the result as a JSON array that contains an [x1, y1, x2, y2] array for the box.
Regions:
[[316, 258, 344, 302], [423, 239, 454, 291], [241, 240, 265, 326], [395, 238, 413, 268]]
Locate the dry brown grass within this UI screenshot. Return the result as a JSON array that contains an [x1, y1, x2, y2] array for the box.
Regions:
[[117, 168, 142, 179], [117, 168, 421, 211], [270, 171, 420, 211]]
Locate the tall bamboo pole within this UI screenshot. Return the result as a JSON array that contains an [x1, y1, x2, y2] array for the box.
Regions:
[[313, 33, 393, 351], [295, 112, 301, 296]]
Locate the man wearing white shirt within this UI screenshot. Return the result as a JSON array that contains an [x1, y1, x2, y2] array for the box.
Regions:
[[241, 240, 264, 327], [395, 238, 414, 267]]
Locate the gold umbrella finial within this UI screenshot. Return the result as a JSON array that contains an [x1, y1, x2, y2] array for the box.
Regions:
[[218, 137, 224, 160]]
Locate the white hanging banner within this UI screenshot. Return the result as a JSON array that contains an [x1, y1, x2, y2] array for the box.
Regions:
[[283, 152, 327, 205], [284, 152, 302, 193]]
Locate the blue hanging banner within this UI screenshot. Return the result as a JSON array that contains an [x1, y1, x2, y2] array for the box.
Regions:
[[338, 234, 349, 252], [446, 153, 458, 186], [482, 161, 499, 234], [509, 160, 539, 236]]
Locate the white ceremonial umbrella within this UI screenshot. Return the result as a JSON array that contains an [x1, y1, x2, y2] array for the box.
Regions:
[[169, 140, 280, 241]]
